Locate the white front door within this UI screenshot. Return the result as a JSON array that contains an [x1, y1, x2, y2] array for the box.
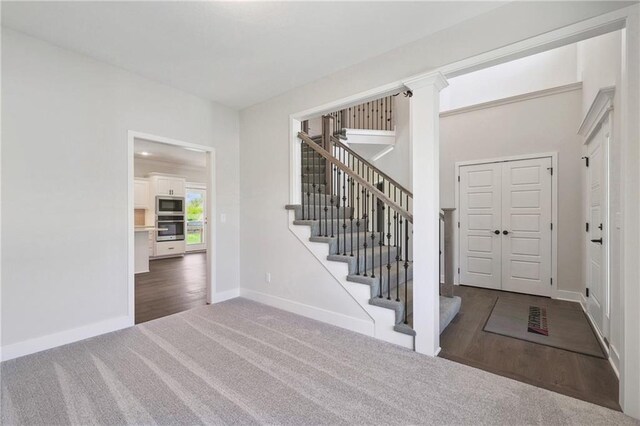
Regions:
[[586, 123, 607, 336], [501, 158, 552, 297], [459, 156, 553, 297], [459, 162, 502, 289]]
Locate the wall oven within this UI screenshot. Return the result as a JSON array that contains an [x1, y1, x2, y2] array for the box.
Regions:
[[156, 196, 185, 215], [156, 215, 185, 241]]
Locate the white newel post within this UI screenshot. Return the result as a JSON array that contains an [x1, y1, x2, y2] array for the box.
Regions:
[[403, 72, 448, 356]]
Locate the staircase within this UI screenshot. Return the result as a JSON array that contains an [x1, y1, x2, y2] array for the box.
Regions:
[[287, 113, 460, 349]]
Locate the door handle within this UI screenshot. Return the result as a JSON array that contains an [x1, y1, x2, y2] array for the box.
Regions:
[[493, 230, 500, 235], [591, 238, 603, 244], [502, 230, 509, 235]]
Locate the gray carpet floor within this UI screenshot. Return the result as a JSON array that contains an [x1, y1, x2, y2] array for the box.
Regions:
[[1, 298, 636, 425]]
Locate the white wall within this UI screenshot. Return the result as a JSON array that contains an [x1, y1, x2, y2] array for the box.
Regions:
[[441, 44, 579, 111], [371, 95, 412, 190], [1, 29, 240, 351], [238, 3, 629, 330], [578, 31, 623, 117], [440, 88, 584, 294], [134, 157, 207, 183]]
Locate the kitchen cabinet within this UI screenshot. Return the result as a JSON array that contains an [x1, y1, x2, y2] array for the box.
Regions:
[[150, 175, 185, 197], [155, 240, 185, 257], [134, 179, 149, 209]]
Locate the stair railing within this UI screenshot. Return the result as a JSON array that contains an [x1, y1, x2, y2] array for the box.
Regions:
[[299, 130, 414, 327], [326, 95, 395, 134]]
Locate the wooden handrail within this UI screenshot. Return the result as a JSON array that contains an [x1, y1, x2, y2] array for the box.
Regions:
[[299, 132, 413, 223], [329, 135, 413, 198]]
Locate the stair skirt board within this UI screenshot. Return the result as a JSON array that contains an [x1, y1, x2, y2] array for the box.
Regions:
[[287, 208, 414, 349]]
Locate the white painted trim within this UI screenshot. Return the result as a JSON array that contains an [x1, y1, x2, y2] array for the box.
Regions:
[[240, 288, 375, 337], [610, 343, 622, 378], [578, 86, 616, 139], [440, 82, 583, 117], [343, 128, 396, 138], [437, 7, 628, 79], [213, 288, 240, 303], [555, 290, 584, 303], [127, 131, 218, 325], [404, 71, 448, 357], [454, 152, 559, 300], [1, 315, 130, 362]]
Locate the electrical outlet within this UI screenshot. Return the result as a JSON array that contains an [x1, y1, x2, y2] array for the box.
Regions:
[[265, 272, 271, 283]]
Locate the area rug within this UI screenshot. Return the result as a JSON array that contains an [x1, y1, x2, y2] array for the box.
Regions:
[[484, 297, 606, 358]]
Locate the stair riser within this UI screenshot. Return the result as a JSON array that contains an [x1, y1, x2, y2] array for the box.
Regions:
[[311, 232, 383, 256], [294, 205, 354, 221], [308, 220, 359, 237], [301, 183, 327, 194], [350, 263, 414, 298]]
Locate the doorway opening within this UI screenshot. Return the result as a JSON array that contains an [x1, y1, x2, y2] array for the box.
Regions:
[[438, 30, 623, 411], [127, 132, 216, 325]]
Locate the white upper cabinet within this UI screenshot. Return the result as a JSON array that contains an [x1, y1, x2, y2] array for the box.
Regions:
[[134, 179, 149, 209], [149, 174, 185, 197]]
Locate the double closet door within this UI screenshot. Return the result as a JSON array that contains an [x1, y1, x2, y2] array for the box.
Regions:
[[459, 157, 552, 297]]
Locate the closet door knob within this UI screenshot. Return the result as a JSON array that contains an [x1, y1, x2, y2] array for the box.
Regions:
[[503, 230, 509, 235], [493, 230, 500, 235]]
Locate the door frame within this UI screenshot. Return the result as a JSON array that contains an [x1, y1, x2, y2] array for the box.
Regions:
[[454, 152, 558, 298], [579, 87, 615, 344], [127, 130, 217, 326]]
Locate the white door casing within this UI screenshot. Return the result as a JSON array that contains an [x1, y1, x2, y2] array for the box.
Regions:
[[459, 162, 502, 289], [501, 158, 552, 297], [458, 155, 553, 297]]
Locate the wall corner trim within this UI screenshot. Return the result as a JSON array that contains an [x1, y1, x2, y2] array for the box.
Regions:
[[1, 315, 131, 362], [578, 86, 616, 139]]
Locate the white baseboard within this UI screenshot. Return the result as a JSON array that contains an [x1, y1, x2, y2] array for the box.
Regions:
[[1, 315, 131, 362], [610, 343, 621, 378], [554, 289, 584, 303], [239, 288, 374, 336], [212, 288, 240, 303]]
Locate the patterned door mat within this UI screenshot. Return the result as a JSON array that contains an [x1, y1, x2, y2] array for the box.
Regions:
[[484, 297, 606, 358]]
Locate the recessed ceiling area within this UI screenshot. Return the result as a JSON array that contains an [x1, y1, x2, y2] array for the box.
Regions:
[[1, 1, 506, 109], [134, 139, 206, 168]]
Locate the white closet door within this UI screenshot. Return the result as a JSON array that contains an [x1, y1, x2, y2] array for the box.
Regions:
[[459, 163, 502, 289], [501, 158, 552, 297], [586, 125, 606, 336]]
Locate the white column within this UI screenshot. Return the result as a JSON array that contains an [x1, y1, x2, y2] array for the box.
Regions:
[[403, 72, 448, 356]]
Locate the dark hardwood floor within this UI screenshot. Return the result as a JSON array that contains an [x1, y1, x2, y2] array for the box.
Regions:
[[440, 285, 620, 411], [135, 252, 207, 324]]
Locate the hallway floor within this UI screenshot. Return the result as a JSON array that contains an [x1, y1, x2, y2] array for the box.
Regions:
[[439, 285, 620, 411], [135, 252, 207, 324]]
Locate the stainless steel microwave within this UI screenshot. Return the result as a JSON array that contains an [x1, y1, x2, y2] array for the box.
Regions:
[[156, 196, 185, 215]]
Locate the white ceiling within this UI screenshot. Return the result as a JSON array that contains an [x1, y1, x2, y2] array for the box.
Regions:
[[134, 139, 206, 168], [1, 1, 505, 109]]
